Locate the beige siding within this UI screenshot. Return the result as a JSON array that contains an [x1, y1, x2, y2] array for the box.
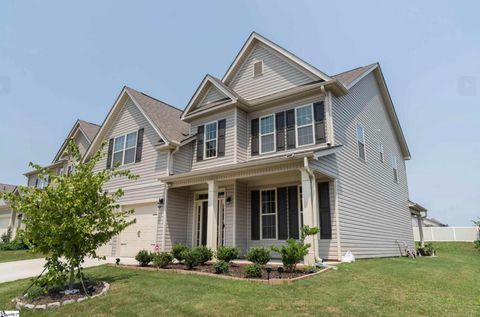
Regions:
[[190, 109, 235, 170], [332, 72, 413, 258], [235, 181, 248, 254], [74, 132, 90, 157], [162, 188, 190, 251], [172, 142, 193, 174], [229, 43, 315, 100], [93, 97, 167, 204], [236, 109, 248, 163], [200, 85, 227, 107]]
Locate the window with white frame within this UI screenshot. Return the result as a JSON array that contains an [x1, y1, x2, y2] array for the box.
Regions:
[[391, 155, 398, 182], [204, 122, 217, 158], [261, 189, 276, 239], [296, 104, 314, 146], [356, 125, 366, 160], [260, 115, 275, 154], [112, 131, 138, 166], [378, 143, 384, 162]]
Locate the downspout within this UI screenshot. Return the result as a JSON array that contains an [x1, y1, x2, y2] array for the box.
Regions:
[[303, 157, 318, 260]]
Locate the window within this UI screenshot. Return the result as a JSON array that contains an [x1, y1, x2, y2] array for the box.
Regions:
[[260, 115, 275, 154], [261, 189, 277, 239], [37, 175, 49, 189], [253, 60, 263, 77], [296, 105, 314, 146], [112, 131, 138, 166], [378, 143, 384, 162], [204, 121, 217, 158], [356, 125, 366, 160], [392, 155, 398, 182]]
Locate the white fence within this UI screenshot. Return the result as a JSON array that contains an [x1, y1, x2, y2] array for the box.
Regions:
[[413, 227, 479, 242]]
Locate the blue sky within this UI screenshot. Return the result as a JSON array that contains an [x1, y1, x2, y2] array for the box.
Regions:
[[0, 1, 479, 226]]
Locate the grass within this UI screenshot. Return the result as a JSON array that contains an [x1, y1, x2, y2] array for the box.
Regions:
[[0, 242, 479, 316], [0, 250, 43, 263]]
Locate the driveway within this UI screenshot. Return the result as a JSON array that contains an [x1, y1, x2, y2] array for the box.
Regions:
[[0, 257, 138, 283]]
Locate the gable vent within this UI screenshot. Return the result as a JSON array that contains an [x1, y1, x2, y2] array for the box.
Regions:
[[253, 60, 263, 77]]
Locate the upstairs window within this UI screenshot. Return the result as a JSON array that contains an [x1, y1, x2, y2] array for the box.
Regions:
[[392, 155, 398, 182], [204, 121, 218, 158], [112, 131, 138, 166], [356, 125, 366, 160], [261, 189, 277, 239], [378, 143, 384, 162], [253, 60, 263, 77], [296, 105, 314, 146], [260, 115, 275, 154]]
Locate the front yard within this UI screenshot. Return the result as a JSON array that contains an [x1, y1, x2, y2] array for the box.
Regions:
[[0, 242, 478, 316], [0, 250, 43, 263]]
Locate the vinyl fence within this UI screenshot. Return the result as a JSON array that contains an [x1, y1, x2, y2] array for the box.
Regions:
[[413, 227, 479, 242]]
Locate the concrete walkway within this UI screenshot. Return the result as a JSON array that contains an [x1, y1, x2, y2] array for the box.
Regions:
[[0, 257, 138, 284]]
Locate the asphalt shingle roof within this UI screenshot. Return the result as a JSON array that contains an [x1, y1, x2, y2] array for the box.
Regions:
[[78, 120, 101, 143], [0, 183, 16, 193], [332, 63, 377, 87]]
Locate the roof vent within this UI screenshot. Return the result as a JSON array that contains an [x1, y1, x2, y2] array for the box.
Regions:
[[253, 60, 263, 77]]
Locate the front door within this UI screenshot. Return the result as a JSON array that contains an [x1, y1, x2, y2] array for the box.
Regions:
[[193, 192, 225, 247]]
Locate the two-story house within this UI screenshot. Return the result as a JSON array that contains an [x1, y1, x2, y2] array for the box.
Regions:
[[0, 183, 21, 237], [82, 32, 413, 264]]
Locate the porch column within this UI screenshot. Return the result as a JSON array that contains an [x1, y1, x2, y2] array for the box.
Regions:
[[206, 180, 219, 252], [300, 168, 318, 265], [417, 215, 425, 247]]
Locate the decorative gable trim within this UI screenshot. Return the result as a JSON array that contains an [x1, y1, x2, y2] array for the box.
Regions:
[[222, 32, 332, 85]]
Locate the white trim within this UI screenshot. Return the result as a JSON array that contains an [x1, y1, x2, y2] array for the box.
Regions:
[[295, 104, 315, 148], [325, 91, 335, 145], [111, 131, 138, 167], [259, 114, 276, 154], [203, 120, 218, 159], [232, 181, 237, 247], [233, 108, 238, 164], [298, 184, 303, 235], [378, 143, 384, 163], [356, 124, 366, 161], [259, 188, 278, 240], [253, 60, 263, 78]]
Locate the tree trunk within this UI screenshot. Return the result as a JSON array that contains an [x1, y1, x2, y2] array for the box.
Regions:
[[69, 264, 75, 290]]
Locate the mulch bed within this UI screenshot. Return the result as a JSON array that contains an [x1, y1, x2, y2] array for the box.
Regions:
[[21, 280, 103, 305]]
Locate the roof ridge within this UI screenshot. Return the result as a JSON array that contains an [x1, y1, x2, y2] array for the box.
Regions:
[[332, 63, 377, 77], [78, 119, 101, 127], [125, 86, 184, 113]]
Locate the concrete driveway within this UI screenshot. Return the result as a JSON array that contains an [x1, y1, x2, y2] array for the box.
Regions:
[[0, 257, 138, 284]]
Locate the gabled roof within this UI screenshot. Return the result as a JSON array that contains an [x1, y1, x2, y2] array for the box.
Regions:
[[0, 183, 17, 193], [332, 63, 377, 88], [222, 32, 332, 85], [181, 75, 243, 121], [84, 86, 188, 161], [52, 119, 100, 163]]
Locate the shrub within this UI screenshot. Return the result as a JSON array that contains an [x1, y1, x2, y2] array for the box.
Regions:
[[214, 260, 229, 274], [424, 242, 435, 256], [153, 252, 173, 269], [247, 247, 270, 266], [216, 246, 239, 263], [181, 248, 202, 269], [1, 227, 12, 243], [194, 246, 213, 265], [0, 230, 29, 251], [172, 243, 188, 263], [135, 250, 153, 266], [474, 240, 480, 252], [245, 264, 263, 278]]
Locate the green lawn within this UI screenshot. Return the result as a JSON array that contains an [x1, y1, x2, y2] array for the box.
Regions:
[[0, 242, 479, 316], [0, 250, 44, 263]]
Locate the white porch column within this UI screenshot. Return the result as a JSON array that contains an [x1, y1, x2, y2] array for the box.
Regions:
[[206, 180, 219, 251], [417, 215, 424, 247], [300, 168, 318, 265]]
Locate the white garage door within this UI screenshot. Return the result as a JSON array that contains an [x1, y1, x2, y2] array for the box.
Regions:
[[118, 203, 158, 257], [0, 210, 11, 236], [96, 240, 113, 257]]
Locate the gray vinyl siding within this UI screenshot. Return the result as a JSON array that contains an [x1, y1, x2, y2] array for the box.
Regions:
[[74, 132, 90, 157], [200, 85, 226, 107], [190, 109, 235, 170], [172, 142, 193, 174], [229, 43, 315, 100], [331, 72, 413, 258], [236, 109, 248, 163], [161, 187, 190, 251], [92, 97, 168, 204], [235, 181, 248, 254]]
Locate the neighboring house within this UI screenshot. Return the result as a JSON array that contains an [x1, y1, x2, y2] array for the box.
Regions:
[[0, 183, 22, 237], [82, 32, 413, 263], [422, 218, 448, 227], [25, 119, 100, 188]]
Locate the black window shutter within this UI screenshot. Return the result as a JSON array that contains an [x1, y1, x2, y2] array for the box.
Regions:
[[277, 187, 288, 240], [314, 101, 326, 144], [318, 182, 332, 239], [217, 119, 226, 157], [135, 128, 144, 163], [286, 109, 296, 149], [196, 125, 204, 161], [34, 178, 39, 188], [251, 118, 259, 156], [288, 186, 299, 239], [275, 112, 286, 151], [106, 138, 114, 169], [251, 190, 260, 240]]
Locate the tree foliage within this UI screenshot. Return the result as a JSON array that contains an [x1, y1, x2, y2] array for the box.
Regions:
[[0, 139, 137, 291]]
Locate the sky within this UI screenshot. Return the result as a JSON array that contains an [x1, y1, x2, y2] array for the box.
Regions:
[[0, 1, 479, 226]]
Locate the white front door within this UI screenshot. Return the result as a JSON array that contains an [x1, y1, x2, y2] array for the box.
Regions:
[[193, 191, 225, 248]]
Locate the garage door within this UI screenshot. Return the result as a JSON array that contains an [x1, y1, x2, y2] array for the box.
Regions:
[[0, 210, 11, 236], [117, 203, 158, 257], [96, 240, 113, 257]]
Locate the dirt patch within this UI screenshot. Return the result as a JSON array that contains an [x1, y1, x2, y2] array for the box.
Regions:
[[21, 280, 104, 305]]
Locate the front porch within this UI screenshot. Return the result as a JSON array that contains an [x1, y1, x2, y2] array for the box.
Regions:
[[160, 155, 340, 264]]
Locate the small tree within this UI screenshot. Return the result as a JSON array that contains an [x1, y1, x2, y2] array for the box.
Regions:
[[0, 140, 137, 292], [473, 218, 480, 252]]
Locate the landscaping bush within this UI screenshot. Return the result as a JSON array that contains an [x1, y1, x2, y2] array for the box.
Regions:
[[194, 245, 213, 265], [245, 264, 263, 278], [172, 243, 188, 263], [214, 260, 229, 274], [247, 247, 270, 266], [0, 230, 29, 251], [1, 227, 12, 243], [474, 240, 480, 252], [216, 246, 239, 263], [135, 250, 153, 266], [181, 248, 202, 269], [153, 252, 173, 269]]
